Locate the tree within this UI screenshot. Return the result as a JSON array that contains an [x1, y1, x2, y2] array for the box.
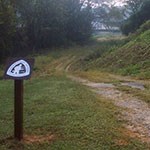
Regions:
[[124, 0, 143, 14], [121, 0, 150, 35], [107, 6, 125, 28], [93, 4, 125, 30], [0, 0, 15, 59], [0, 0, 93, 59], [66, 0, 93, 43], [14, 0, 93, 49]]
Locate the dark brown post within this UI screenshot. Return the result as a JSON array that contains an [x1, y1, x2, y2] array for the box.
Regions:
[[14, 80, 23, 141], [4, 58, 34, 141]]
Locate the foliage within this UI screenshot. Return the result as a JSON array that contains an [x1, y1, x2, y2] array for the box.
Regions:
[[95, 24, 150, 79], [0, 0, 93, 60], [15, 0, 93, 48], [121, 0, 150, 35], [66, 0, 93, 43], [0, 0, 15, 60], [124, 0, 144, 14], [93, 4, 125, 29]]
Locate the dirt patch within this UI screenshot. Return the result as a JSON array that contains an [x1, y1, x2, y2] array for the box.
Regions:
[[120, 128, 150, 143], [54, 55, 76, 72], [114, 139, 129, 146], [23, 134, 55, 144], [0, 134, 55, 145]]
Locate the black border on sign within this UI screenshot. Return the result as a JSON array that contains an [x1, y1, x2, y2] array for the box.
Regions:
[[3, 58, 34, 80]]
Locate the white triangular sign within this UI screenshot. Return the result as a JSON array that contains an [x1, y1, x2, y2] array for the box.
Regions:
[[6, 60, 30, 77]]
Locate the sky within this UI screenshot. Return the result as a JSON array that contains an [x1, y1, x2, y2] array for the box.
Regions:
[[82, 0, 126, 8], [113, 0, 125, 6], [89, 0, 126, 8]]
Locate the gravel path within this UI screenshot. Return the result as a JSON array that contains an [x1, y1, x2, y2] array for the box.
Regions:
[[68, 75, 150, 143]]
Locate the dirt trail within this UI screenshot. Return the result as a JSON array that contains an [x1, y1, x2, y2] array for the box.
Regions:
[[52, 55, 77, 72], [68, 75, 150, 143], [54, 55, 150, 143]]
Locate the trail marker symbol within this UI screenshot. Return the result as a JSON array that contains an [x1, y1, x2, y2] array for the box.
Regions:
[[6, 60, 30, 77], [3, 58, 34, 141], [4, 58, 34, 80]]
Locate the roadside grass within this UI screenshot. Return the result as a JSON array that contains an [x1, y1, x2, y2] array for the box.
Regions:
[[72, 69, 150, 105], [0, 74, 149, 149], [73, 70, 120, 83], [116, 62, 150, 80], [117, 84, 150, 104]]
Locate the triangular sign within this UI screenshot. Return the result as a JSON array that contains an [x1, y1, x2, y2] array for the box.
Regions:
[[4, 58, 34, 80], [6, 60, 30, 77]]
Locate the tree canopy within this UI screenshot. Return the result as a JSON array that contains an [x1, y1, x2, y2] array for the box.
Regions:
[[93, 4, 125, 30], [0, 0, 15, 58], [0, 0, 93, 60], [124, 0, 143, 14], [121, 0, 150, 35]]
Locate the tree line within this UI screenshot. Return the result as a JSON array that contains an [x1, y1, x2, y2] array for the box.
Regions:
[[91, 0, 150, 34], [121, 0, 150, 35], [0, 0, 93, 61], [1, 0, 150, 61]]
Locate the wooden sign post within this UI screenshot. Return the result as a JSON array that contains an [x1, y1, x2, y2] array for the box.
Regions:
[[14, 80, 23, 141], [4, 58, 34, 141]]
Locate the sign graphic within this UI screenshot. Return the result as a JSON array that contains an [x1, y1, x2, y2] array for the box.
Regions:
[[4, 58, 34, 80], [6, 60, 30, 77]]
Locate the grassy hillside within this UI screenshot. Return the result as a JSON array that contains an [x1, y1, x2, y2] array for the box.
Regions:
[[95, 30, 150, 78], [76, 21, 150, 79]]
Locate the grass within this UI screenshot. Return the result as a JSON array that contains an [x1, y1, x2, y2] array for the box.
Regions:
[[73, 70, 120, 83], [0, 33, 150, 149], [74, 25, 150, 79], [70, 39, 126, 72], [0, 61, 150, 149], [117, 83, 150, 104], [0, 76, 149, 149], [74, 69, 150, 104]]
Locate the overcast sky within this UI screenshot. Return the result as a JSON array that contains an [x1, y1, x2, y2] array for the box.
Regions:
[[88, 0, 126, 7], [113, 0, 125, 6]]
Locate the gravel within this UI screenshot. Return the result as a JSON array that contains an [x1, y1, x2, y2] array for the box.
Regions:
[[69, 75, 150, 143]]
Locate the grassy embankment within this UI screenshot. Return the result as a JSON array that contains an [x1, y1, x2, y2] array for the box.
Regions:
[[71, 21, 150, 104], [74, 21, 150, 79], [0, 44, 150, 149]]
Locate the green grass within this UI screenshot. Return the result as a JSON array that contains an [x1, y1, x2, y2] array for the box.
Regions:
[[70, 39, 126, 72], [74, 24, 150, 79], [73, 70, 120, 83], [73, 69, 150, 104], [117, 83, 150, 104], [0, 75, 149, 149], [0, 33, 150, 149]]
